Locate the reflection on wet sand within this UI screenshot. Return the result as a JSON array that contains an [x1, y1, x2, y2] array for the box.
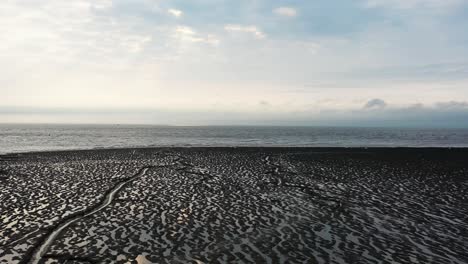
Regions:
[[135, 254, 152, 264], [0, 148, 467, 263]]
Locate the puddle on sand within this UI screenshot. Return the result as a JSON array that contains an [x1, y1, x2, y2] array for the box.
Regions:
[[135, 254, 153, 264]]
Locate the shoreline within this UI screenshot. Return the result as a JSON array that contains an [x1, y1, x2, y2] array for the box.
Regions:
[[2, 145, 468, 157]]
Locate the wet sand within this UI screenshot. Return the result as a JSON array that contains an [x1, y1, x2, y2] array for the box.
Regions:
[[0, 148, 467, 263]]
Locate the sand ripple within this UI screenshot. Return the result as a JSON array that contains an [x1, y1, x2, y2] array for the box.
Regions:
[[1, 148, 467, 263]]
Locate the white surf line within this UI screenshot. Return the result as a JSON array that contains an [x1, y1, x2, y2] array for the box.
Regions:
[[28, 167, 150, 264]]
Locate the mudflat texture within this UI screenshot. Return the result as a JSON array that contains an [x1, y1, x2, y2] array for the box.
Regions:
[[0, 148, 467, 264]]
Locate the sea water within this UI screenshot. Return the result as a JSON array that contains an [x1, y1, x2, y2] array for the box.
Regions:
[[1, 124, 468, 153]]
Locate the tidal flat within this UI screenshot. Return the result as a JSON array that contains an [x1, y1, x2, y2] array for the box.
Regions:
[[0, 148, 467, 264]]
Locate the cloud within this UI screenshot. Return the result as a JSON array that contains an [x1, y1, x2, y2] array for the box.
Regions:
[[2, 101, 468, 127], [224, 25, 266, 39], [124, 35, 152, 53], [0, 0, 154, 62], [364, 99, 387, 109], [259, 100, 270, 107], [168, 9, 183, 18], [174, 26, 220, 45], [363, 0, 464, 10], [273, 7, 298, 17], [175, 26, 196, 35], [1, 0, 468, 126], [436, 101, 468, 110]]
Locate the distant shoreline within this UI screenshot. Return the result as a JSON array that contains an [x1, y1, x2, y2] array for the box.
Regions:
[[2, 146, 468, 157], [2, 126, 468, 154]]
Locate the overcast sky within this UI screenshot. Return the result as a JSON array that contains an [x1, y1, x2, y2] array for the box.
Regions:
[[1, 0, 468, 126]]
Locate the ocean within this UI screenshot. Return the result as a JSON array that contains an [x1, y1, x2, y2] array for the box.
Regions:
[[1, 124, 468, 154]]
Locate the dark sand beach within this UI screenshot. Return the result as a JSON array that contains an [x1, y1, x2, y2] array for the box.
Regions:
[[0, 148, 467, 263]]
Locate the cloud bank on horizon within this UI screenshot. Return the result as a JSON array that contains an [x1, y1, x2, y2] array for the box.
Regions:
[[1, 0, 468, 126]]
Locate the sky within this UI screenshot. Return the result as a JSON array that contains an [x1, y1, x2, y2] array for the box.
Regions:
[[1, 0, 468, 126]]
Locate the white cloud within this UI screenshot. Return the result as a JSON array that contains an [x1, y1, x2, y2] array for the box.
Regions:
[[224, 25, 266, 39], [174, 26, 219, 45], [436, 101, 468, 109], [168, 8, 183, 18], [363, 0, 464, 10], [1, 0, 468, 125], [273, 7, 297, 17], [125, 35, 152, 53], [0, 0, 153, 60], [175, 26, 196, 36]]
